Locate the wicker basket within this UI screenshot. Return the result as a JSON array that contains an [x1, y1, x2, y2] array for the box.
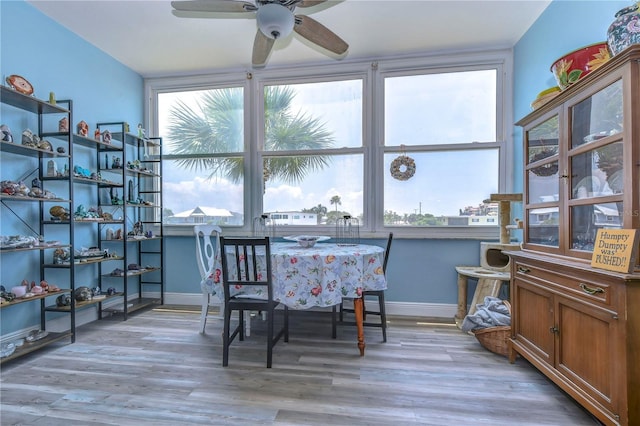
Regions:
[[472, 300, 511, 357]]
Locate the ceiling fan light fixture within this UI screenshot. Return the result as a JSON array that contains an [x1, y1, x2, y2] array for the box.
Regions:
[[256, 3, 294, 40]]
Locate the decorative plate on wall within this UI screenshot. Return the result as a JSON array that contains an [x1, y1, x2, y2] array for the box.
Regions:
[[5, 75, 34, 96]]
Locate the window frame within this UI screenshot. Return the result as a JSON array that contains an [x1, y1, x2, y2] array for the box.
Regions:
[[145, 49, 514, 239]]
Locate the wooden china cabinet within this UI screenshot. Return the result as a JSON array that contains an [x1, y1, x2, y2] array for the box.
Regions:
[[510, 45, 640, 426]]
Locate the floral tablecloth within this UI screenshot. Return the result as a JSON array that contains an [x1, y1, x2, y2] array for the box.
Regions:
[[202, 242, 387, 309]]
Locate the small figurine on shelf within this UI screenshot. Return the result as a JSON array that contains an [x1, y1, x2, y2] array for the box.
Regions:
[[133, 221, 144, 236], [21, 129, 37, 147], [47, 160, 58, 177], [127, 159, 140, 170], [137, 123, 145, 138], [1, 124, 13, 143], [58, 117, 68, 132], [74, 204, 88, 219], [127, 179, 135, 203], [102, 130, 112, 144], [49, 205, 70, 221], [52, 248, 70, 265], [111, 156, 121, 169], [94, 127, 101, 141], [76, 120, 88, 137], [73, 165, 91, 178], [110, 188, 123, 205]]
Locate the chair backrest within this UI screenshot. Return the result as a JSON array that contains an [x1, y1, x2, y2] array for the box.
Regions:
[[383, 232, 393, 274], [194, 225, 222, 280], [219, 236, 274, 303]]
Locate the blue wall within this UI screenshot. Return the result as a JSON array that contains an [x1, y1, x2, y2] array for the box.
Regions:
[[512, 0, 629, 197], [0, 2, 143, 122], [1, 1, 143, 333]]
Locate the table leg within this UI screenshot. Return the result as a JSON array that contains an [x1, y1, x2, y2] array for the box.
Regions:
[[455, 273, 468, 328], [354, 298, 365, 356]]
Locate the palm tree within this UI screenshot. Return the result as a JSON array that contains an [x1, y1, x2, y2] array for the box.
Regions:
[[330, 195, 342, 212], [166, 86, 334, 184], [311, 203, 328, 224]]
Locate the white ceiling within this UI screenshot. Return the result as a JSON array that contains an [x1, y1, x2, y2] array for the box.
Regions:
[[27, 0, 551, 77]]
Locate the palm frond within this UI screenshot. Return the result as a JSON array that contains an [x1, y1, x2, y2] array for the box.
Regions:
[[167, 85, 335, 184]]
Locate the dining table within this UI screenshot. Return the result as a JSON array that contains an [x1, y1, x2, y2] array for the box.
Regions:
[[201, 241, 387, 355]]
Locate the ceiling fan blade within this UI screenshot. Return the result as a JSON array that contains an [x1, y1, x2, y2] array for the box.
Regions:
[[171, 0, 256, 13], [294, 15, 348, 55], [252, 30, 276, 67], [297, 0, 329, 7]]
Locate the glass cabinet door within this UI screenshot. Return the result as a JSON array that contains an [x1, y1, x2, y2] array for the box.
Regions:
[[570, 80, 623, 149], [568, 79, 624, 255], [525, 115, 560, 247]]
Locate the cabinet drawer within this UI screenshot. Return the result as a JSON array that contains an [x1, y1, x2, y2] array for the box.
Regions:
[[513, 261, 615, 308]]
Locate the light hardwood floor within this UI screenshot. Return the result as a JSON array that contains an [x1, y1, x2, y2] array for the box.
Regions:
[[1, 307, 602, 426]]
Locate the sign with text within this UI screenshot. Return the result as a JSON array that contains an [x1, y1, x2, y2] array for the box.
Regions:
[[591, 229, 639, 273]]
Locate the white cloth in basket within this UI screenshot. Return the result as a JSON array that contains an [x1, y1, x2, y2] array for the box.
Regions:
[[461, 296, 511, 333]]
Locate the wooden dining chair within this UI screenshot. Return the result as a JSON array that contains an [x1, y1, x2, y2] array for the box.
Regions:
[[332, 232, 393, 342], [193, 224, 222, 334], [219, 236, 289, 368]]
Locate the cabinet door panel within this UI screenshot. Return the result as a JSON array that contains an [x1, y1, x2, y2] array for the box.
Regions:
[[556, 296, 617, 413], [513, 279, 554, 364]]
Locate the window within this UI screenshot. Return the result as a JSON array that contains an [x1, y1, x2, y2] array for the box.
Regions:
[[382, 69, 502, 227], [260, 79, 364, 226], [148, 51, 511, 237], [158, 86, 245, 226]]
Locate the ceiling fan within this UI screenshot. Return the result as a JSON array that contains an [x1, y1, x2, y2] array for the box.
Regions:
[[171, 0, 348, 68]]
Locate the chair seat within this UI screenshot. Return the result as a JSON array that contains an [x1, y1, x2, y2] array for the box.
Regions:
[[227, 297, 278, 311]]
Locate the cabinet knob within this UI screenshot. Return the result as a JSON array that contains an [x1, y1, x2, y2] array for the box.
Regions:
[[549, 326, 559, 334], [579, 283, 604, 295], [517, 266, 530, 273]]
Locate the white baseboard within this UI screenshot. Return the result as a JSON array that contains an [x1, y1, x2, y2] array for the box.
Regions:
[[163, 292, 457, 320]]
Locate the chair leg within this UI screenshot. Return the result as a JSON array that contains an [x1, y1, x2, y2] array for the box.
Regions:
[[339, 302, 344, 322], [217, 298, 225, 319], [200, 293, 209, 334], [379, 292, 387, 343], [331, 305, 338, 339], [239, 310, 245, 341], [266, 308, 274, 368], [245, 312, 251, 337], [222, 306, 232, 367], [362, 297, 367, 321], [284, 306, 289, 342]]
